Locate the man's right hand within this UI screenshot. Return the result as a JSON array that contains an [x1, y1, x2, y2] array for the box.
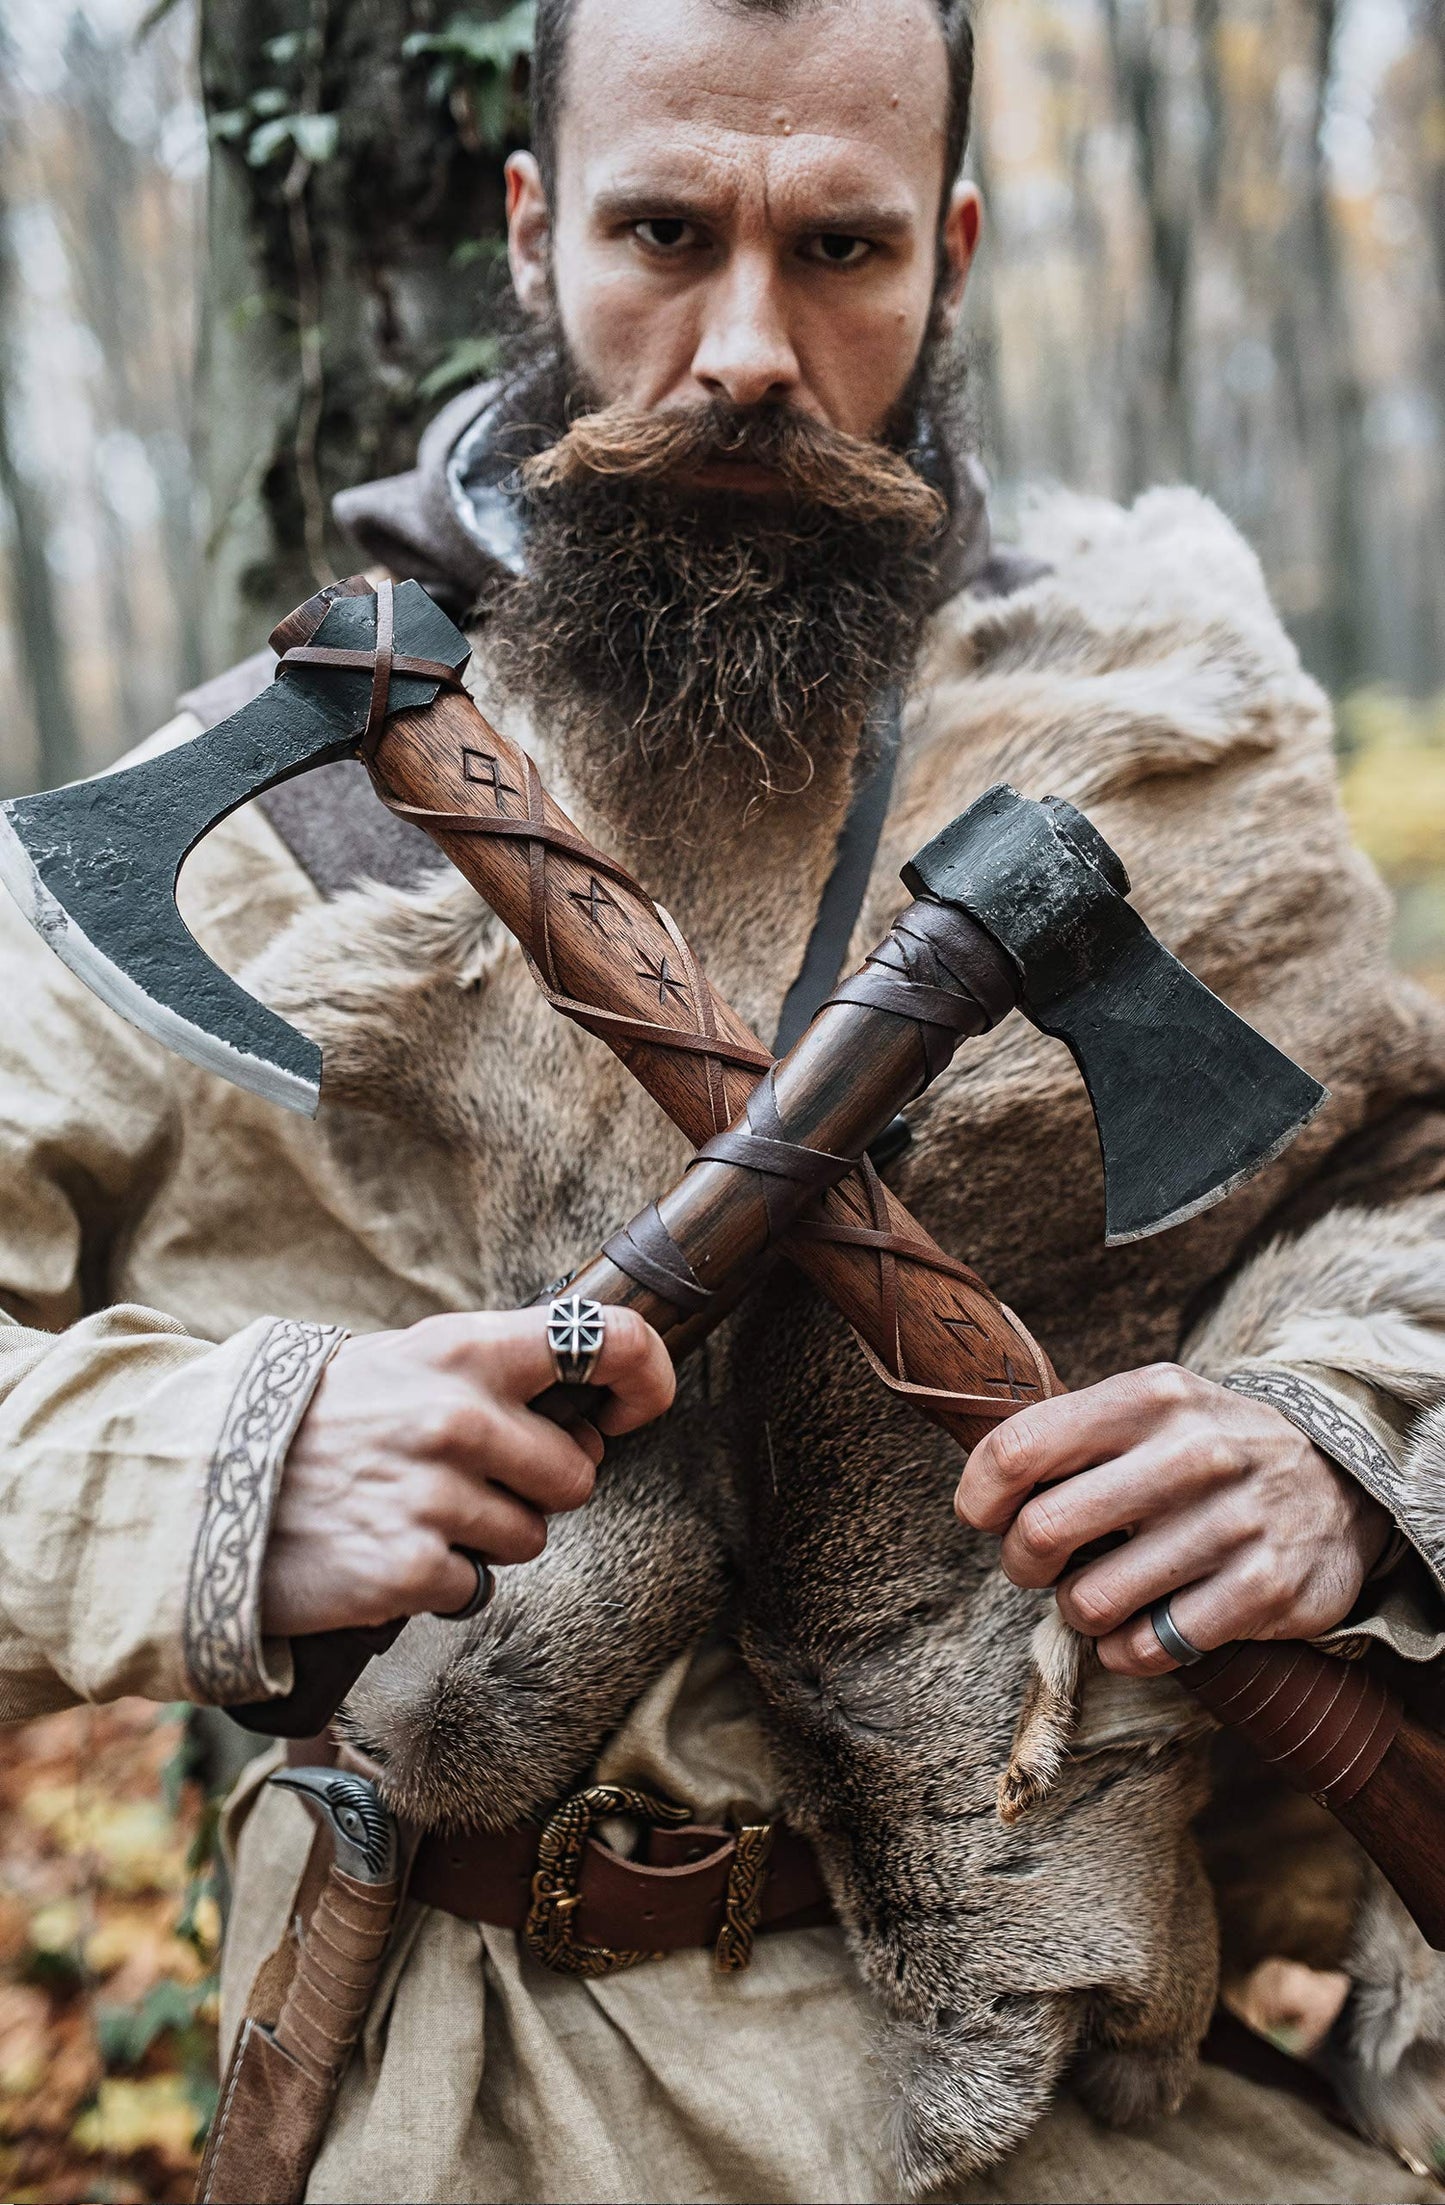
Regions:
[[261, 1306, 674, 1638]]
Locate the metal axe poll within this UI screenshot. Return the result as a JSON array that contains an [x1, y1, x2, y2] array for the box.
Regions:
[[10, 579, 1442, 1949]]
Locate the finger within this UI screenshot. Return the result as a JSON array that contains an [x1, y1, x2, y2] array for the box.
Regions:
[[586, 1308, 677, 1436], [419, 1469, 551, 1567], [1053, 1496, 1250, 1641], [440, 1402, 600, 1515], [1093, 1549, 1279, 1679], [554, 1415, 605, 1469], [957, 1366, 1205, 1534], [426, 1308, 675, 1436], [1001, 1435, 1250, 1589]]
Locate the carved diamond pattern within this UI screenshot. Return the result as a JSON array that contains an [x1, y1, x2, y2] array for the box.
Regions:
[[462, 750, 520, 813]]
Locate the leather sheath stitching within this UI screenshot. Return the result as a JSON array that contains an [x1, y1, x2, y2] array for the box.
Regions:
[[184, 1319, 344, 1705]]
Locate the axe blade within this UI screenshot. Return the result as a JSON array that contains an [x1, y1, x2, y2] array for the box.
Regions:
[[1045, 933, 1328, 1245], [0, 583, 469, 1116], [903, 785, 1328, 1245]]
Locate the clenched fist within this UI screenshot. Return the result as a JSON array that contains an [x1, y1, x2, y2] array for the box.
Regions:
[[262, 1306, 674, 1637], [956, 1364, 1390, 1676]]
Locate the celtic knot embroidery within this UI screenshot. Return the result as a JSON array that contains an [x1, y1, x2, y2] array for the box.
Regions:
[[184, 1319, 343, 1704], [1223, 1368, 1405, 1525]]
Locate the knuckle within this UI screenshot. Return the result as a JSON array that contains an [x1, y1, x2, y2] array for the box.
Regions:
[[1065, 1578, 1118, 1631], [1195, 1434, 1239, 1485], [391, 1536, 445, 1606], [547, 1450, 597, 1513], [991, 1416, 1036, 1479], [604, 1306, 650, 1363], [1236, 1548, 1283, 1610], [1139, 1363, 1196, 1412], [1015, 1498, 1063, 1560], [409, 1313, 475, 1369], [415, 1403, 468, 1462], [498, 1511, 548, 1565]]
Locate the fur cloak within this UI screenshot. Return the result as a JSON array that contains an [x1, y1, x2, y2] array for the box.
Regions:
[[247, 485, 1445, 2190]]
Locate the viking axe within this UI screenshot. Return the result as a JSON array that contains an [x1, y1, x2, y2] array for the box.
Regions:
[[14, 580, 1443, 1951]]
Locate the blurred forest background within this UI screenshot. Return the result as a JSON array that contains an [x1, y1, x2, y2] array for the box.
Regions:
[[2, 0, 1445, 2195]]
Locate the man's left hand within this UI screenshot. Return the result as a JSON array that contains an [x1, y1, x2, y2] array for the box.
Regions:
[[955, 1366, 1392, 1676]]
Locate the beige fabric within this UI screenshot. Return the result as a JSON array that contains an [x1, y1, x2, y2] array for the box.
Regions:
[[0, 1301, 333, 1717], [220, 1691, 1441, 2205]]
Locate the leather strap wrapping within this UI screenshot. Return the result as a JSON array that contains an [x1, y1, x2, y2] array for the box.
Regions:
[[271, 1869, 402, 2088], [355, 687, 1060, 1447], [1183, 1641, 1403, 1806], [603, 1202, 717, 1319]]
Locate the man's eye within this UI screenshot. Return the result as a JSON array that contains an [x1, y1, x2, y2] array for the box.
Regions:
[[802, 234, 872, 268], [634, 218, 699, 253]]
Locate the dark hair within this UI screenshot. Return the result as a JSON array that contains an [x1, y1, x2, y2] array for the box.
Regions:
[[529, 0, 975, 207]]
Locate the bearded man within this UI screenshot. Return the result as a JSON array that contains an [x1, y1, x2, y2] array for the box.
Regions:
[[6, 0, 1445, 2199]]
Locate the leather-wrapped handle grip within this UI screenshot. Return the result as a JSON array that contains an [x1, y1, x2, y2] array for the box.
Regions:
[[1180, 1638, 1445, 1949]]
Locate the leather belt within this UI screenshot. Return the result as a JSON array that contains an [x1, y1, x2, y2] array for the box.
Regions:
[[286, 1736, 834, 1975]]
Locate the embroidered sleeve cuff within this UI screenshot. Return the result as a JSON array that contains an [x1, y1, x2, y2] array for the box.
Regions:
[[184, 1318, 347, 1706], [1223, 1364, 1406, 1526], [1223, 1362, 1445, 1661]]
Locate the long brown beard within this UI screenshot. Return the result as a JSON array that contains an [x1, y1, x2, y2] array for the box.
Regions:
[[482, 390, 949, 818]]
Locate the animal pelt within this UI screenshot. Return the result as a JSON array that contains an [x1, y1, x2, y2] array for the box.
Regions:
[[243, 485, 1445, 2189]]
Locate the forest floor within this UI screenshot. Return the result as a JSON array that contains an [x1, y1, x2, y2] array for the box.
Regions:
[[0, 1703, 1359, 2205], [0, 1703, 219, 2204]]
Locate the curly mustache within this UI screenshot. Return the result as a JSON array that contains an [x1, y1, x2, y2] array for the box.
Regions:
[[520, 398, 948, 544]]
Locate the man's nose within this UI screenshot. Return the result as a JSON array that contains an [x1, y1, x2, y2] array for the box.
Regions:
[[689, 252, 802, 409]]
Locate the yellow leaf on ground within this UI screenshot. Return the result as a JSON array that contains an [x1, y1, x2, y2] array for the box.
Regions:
[[22, 1789, 187, 1894], [71, 2074, 199, 2170]]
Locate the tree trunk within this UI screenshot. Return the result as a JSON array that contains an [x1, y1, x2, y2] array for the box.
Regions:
[[197, 0, 521, 663], [0, 119, 82, 793]]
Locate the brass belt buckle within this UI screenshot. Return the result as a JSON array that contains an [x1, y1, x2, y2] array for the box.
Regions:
[[524, 1783, 691, 1978], [714, 1822, 775, 1974]]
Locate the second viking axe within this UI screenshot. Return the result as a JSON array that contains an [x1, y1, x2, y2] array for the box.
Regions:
[[14, 580, 1439, 1953]]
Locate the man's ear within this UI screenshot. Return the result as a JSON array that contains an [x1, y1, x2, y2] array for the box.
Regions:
[[506, 151, 552, 317], [937, 180, 982, 329]]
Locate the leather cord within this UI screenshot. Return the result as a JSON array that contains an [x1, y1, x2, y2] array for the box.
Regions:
[[273, 577, 470, 759], [604, 1203, 717, 1319], [378, 746, 773, 1126], [697, 1071, 856, 1238]]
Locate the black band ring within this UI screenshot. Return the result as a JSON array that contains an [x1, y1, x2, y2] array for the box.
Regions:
[[438, 1549, 496, 1623], [1150, 1596, 1204, 1667]]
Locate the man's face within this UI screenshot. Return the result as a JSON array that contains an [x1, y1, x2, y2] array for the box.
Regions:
[[505, 0, 980, 454]]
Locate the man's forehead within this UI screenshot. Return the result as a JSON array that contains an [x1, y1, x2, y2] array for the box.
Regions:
[[559, 0, 950, 203]]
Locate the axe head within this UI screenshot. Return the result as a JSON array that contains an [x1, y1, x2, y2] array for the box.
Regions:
[[0, 581, 470, 1116], [902, 785, 1328, 1244]]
